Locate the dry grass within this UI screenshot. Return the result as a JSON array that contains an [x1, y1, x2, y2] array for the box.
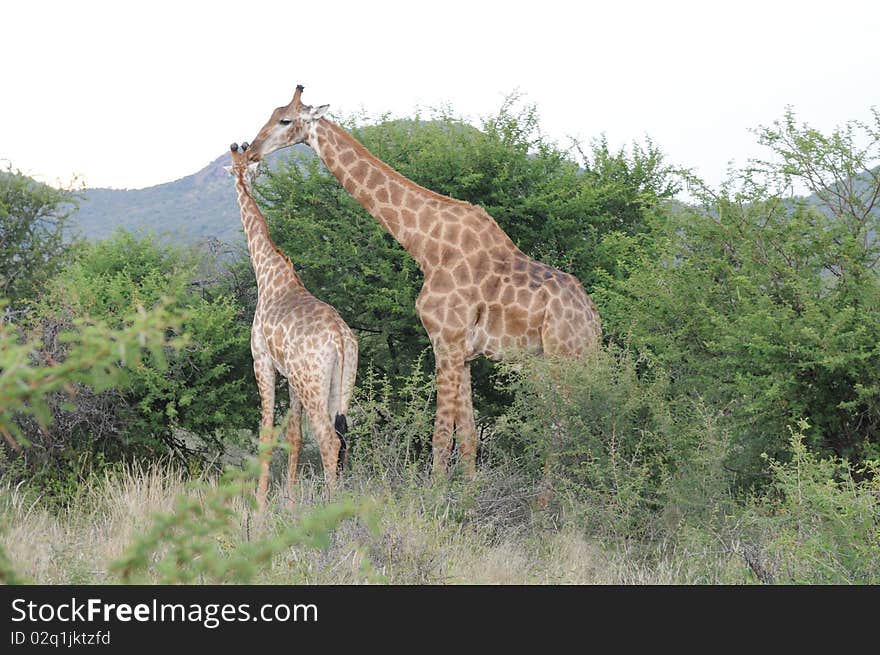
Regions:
[[0, 462, 729, 584], [1, 464, 191, 583]]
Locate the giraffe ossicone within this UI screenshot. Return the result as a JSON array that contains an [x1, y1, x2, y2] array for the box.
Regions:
[[229, 141, 358, 510], [246, 86, 601, 479]]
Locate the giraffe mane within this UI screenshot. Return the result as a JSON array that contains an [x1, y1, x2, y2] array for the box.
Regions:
[[322, 119, 475, 209]]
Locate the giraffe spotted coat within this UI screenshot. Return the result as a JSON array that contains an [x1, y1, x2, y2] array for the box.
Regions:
[[229, 143, 357, 510]]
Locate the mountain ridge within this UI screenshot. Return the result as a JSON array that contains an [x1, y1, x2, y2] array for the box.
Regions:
[[72, 147, 302, 244]]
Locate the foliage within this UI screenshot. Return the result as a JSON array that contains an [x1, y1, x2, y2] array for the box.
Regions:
[[0, 530, 28, 584], [0, 457, 658, 585], [0, 165, 80, 307], [599, 108, 880, 477], [2, 393, 876, 585], [0, 298, 177, 452], [740, 420, 880, 584], [9, 231, 258, 491], [345, 350, 437, 481], [494, 347, 713, 541]]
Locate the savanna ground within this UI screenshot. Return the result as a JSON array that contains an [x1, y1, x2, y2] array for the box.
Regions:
[[2, 462, 669, 585]]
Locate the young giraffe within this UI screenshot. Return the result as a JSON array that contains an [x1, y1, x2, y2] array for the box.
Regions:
[[245, 86, 601, 479], [229, 141, 358, 510]]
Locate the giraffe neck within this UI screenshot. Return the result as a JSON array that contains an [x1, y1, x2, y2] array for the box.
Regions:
[[310, 119, 483, 272], [233, 171, 304, 293]]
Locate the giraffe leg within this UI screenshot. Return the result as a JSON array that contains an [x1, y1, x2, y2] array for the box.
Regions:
[[432, 352, 463, 479], [253, 351, 276, 513], [285, 388, 303, 502], [311, 409, 340, 491], [456, 362, 478, 479], [303, 368, 340, 492]]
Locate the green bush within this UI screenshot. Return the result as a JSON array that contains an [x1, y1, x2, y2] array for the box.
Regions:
[[1, 296, 177, 452], [0, 165, 80, 307], [494, 346, 712, 541], [0, 293, 178, 578], [740, 420, 880, 584], [599, 109, 880, 480], [346, 351, 436, 482], [12, 231, 257, 489]]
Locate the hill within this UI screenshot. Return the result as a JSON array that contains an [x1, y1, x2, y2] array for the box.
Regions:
[[71, 147, 304, 244]]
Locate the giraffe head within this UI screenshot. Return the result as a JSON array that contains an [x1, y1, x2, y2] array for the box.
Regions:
[[227, 142, 259, 184], [246, 85, 329, 163]]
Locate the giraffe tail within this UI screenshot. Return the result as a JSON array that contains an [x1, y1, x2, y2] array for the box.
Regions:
[[333, 334, 348, 472], [331, 321, 357, 473], [334, 413, 348, 471]]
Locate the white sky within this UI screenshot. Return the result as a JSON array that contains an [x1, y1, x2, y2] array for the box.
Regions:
[[2, 0, 878, 191]]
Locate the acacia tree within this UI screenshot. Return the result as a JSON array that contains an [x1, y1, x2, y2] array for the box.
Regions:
[[601, 108, 880, 473], [0, 166, 80, 307]]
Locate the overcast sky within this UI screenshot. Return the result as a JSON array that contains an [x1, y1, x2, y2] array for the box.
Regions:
[[3, 0, 878, 191]]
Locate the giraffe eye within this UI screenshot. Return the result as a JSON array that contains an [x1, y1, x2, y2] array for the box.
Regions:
[[279, 119, 292, 126]]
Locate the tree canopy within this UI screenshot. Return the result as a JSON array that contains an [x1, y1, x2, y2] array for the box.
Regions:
[[0, 166, 79, 307], [599, 108, 880, 475]]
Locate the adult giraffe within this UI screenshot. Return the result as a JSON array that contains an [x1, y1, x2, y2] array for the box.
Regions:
[[229, 142, 358, 510], [245, 86, 601, 479]]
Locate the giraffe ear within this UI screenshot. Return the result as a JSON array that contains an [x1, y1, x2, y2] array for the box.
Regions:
[[223, 165, 233, 177], [310, 104, 329, 120]]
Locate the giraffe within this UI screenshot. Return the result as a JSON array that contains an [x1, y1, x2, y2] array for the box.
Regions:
[[228, 141, 358, 510], [245, 86, 601, 479]]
